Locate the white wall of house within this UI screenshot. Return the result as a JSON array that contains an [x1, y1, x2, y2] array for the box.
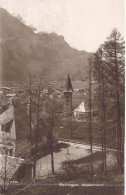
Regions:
[[74, 101, 86, 117], [0, 153, 24, 184], [0, 106, 16, 156]]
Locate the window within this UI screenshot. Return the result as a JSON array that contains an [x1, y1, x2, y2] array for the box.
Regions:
[[7, 142, 13, 146], [66, 99, 69, 105], [9, 149, 13, 156], [1, 120, 13, 133], [1, 105, 9, 113], [2, 147, 13, 156]]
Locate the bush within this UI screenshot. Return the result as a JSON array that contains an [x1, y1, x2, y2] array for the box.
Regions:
[[60, 159, 93, 181], [61, 159, 77, 180]]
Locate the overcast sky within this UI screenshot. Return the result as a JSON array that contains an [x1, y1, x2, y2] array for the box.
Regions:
[[0, 0, 125, 52]]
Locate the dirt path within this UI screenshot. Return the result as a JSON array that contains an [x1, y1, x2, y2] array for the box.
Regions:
[[58, 138, 118, 152], [36, 141, 117, 180]]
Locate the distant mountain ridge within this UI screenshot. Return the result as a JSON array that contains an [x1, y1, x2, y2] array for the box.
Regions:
[[0, 8, 93, 81]]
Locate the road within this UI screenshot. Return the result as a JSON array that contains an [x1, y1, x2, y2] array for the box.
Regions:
[[58, 138, 118, 152]]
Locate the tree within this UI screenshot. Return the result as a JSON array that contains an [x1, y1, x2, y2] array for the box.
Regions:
[[28, 74, 33, 152], [0, 134, 34, 195], [92, 28, 124, 173], [21, 74, 51, 178], [64, 117, 77, 138], [33, 76, 42, 178], [103, 28, 124, 172], [21, 73, 35, 151], [93, 46, 107, 173], [15, 15, 25, 24], [40, 98, 59, 175], [88, 58, 94, 178], [28, 25, 37, 33]]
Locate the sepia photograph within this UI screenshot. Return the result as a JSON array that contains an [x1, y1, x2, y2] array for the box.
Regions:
[[0, 0, 125, 194]]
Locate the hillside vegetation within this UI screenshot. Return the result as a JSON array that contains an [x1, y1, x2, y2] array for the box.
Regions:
[[0, 8, 93, 82]]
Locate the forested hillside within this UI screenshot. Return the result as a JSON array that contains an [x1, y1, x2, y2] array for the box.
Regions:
[[0, 8, 93, 81]]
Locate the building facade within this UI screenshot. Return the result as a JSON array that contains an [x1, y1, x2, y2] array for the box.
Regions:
[[0, 105, 16, 156], [64, 74, 73, 117]]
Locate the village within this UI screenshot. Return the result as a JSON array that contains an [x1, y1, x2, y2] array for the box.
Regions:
[[0, 1, 124, 194], [0, 73, 123, 195], [0, 75, 95, 178]]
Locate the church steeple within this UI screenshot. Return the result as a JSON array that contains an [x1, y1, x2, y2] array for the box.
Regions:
[[64, 74, 73, 117], [65, 74, 73, 92]]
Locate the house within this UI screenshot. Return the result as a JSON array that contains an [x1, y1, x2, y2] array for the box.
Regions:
[[0, 154, 33, 188], [0, 94, 10, 113], [6, 93, 17, 106], [12, 161, 33, 183], [6, 94, 16, 98], [0, 91, 3, 95], [1, 87, 11, 93], [0, 154, 24, 185], [74, 101, 86, 117], [74, 99, 99, 121], [0, 94, 29, 158], [0, 95, 33, 187], [0, 105, 16, 156]]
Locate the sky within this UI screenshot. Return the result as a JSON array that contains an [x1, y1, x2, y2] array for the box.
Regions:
[[0, 0, 125, 52]]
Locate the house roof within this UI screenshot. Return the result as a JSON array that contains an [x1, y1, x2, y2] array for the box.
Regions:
[[0, 154, 24, 182], [0, 106, 14, 125], [6, 94, 16, 97], [0, 94, 10, 107], [74, 101, 86, 113], [64, 74, 73, 92], [0, 106, 16, 140]]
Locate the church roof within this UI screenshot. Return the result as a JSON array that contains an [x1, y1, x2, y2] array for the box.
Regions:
[[64, 74, 73, 92]]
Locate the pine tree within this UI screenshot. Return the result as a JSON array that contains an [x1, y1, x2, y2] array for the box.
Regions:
[[103, 28, 124, 172], [93, 28, 124, 173], [93, 46, 107, 173], [88, 58, 94, 179]]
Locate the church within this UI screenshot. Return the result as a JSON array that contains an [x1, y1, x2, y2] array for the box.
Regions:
[[63, 74, 73, 117], [63, 74, 89, 120]]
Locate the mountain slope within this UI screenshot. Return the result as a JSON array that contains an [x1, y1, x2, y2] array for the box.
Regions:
[[0, 8, 93, 81]]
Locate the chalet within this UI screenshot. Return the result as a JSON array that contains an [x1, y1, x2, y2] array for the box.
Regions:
[[0, 154, 24, 185], [0, 95, 33, 187], [0, 95, 29, 157], [74, 101, 86, 117], [1, 87, 11, 92], [73, 98, 98, 121], [6, 94, 16, 98], [0, 104, 16, 156], [0, 93, 16, 157], [0, 154, 33, 190]]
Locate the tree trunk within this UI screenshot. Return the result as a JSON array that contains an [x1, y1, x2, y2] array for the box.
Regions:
[[89, 59, 94, 178], [34, 80, 41, 178], [29, 74, 32, 152], [114, 35, 123, 172], [101, 72, 107, 172], [50, 141, 55, 175]]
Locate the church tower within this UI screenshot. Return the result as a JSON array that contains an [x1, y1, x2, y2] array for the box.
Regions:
[[64, 74, 73, 117]]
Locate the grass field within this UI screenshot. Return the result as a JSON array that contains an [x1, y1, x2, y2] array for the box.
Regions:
[[58, 120, 124, 150]]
